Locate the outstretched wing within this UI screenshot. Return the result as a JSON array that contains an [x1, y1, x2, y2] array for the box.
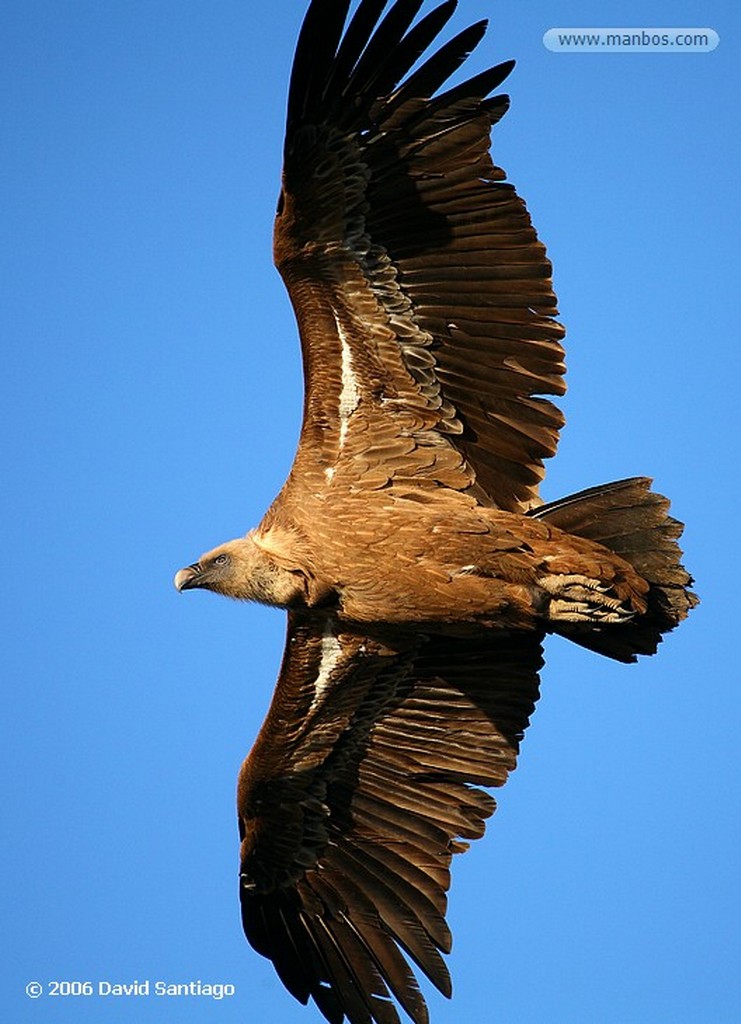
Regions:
[[238, 610, 543, 1024], [275, 0, 565, 512]]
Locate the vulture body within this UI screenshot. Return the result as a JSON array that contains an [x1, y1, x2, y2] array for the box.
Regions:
[[174, 2, 697, 1022]]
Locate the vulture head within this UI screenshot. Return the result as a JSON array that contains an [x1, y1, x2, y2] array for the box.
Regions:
[[174, 534, 309, 607]]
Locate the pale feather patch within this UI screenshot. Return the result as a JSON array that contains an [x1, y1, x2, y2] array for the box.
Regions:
[[334, 314, 360, 449], [309, 621, 345, 714]]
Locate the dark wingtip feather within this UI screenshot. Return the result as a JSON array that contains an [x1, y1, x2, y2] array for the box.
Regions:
[[390, 19, 489, 104], [287, 1, 509, 139], [286, 0, 351, 133], [369, 1, 460, 99], [342, 0, 426, 102], [324, 0, 390, 101]]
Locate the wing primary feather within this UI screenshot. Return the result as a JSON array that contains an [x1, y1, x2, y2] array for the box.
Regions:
[[314, 914, 401, 1024], [360, 1, 459, 101], [342, 0, 425, 101], [324, 0, 390, 102], [307, 869, 432, 1024], [339, 836, 451, 946], [297, 873, 403, 1024], [286, 0, 351, 134], [387, 20, 488, 105], [242, 893, 314, 1005], [310, 919, 377, 1024], [329, 844, 452, 996], [427, 57, 515, 109]]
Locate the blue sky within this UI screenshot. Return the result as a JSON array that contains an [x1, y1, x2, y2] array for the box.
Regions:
[[3, 1, 738, 1022]]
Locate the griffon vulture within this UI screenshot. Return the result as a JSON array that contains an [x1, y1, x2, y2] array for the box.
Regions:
[[174, 2, 697, 1022]]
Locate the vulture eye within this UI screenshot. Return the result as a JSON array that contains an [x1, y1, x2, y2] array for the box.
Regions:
[[214, 553, 229, 566]]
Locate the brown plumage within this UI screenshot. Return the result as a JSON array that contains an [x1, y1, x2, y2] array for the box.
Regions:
[[173, 2, 697, 1023]]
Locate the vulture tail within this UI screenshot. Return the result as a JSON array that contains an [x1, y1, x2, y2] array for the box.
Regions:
[[530, 477, 698, 662]]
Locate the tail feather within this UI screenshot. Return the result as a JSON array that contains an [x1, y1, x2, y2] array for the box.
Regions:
[[531, 478, 698, 662]]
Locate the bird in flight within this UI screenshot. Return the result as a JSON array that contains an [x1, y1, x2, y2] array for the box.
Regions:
[[174, 2, 697, 1022]]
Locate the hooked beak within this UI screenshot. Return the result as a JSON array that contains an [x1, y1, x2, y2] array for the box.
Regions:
[[174, 562, 203, 592]]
